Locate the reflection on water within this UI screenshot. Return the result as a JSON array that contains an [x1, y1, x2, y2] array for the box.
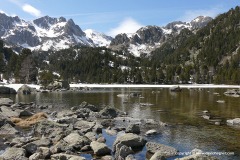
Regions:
[[1, 88, 240, 159]]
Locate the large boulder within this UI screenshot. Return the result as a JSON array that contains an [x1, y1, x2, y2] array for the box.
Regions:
[[90, 141, 111, 156], [0, 147, 26, 159], [63, 132, 91, 150], [126, 124, 140, 134], [79, 101, 100, 112], [47, 80, 70, 90], [18, 84, 36, 94], [113, 133, 146, 151], [0, 106, 19, 117], [146, 142, 178, 157], [0, 98, 14, 106], [99, 107, 118, 118], [0, 86, 16, 94], [73, 120, 96, 133], [51, 153, 86, 160], [0, 123, 18, 135], [115, 144, 134, 160]]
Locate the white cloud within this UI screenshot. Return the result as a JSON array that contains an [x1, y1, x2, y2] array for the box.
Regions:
[[180, 6, 224, 22], [108, 17, 143, 37], [22, 4, 42, 17]]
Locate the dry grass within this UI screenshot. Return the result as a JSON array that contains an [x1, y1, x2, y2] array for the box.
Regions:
[[11, 112, 48, 128]]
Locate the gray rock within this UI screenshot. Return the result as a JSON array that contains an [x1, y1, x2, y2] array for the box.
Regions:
[[97, 136, 106, 143], [93, 124, 103, 133], [79, 101, 100, 112], [145, 129, 158, 136], [126, 124, 140, 134], [105, 127, 118, 136], [115, 144, 133, 160], [85, 132, 96, 141], [101, 119, 114, 127], [74, 120, 96, 133], [126, 155, 136, 160], [0, 98, 14, 106], [0, 86, 16, 94], [32, 137, 52, 147], [0, 106, 19, 117], [63, 132, 91, 150], [50, 140, 72, 154], [0, 147, 26, 159], [227, 118, 240, 126], [19, 110, 33, 117], [99, 107, 118, 118], [0, 123, 18, 135], [29, 152, 42, 160], [18, 84, 36, 94], [113, 133, 146, 151], [51, 153, 86, 160], [38, 147, 51, 159], [90, 141, 111, 156], [101, 155, 114, 160], [23, 143, 38, 156], [34, 120, 68, 136], [150, 151, 166, 160], [81, 145, 91, 152], [146, 142, 178, 157]]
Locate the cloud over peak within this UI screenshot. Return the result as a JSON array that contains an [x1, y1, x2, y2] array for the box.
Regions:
[[22, 4, 42, 17], [108, 17, 143, 37]]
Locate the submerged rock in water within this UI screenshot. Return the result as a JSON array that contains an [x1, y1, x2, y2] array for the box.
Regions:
[[99, 107, 118, 118], [227, 118, 240, 126], [150, 151, 167, 160], [145, 129, 158, 136]]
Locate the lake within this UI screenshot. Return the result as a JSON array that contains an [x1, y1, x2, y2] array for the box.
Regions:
[[2, 87, 240, 159]]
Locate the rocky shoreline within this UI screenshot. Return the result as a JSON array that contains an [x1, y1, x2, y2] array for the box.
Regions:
[[0, 97, 221, 160]]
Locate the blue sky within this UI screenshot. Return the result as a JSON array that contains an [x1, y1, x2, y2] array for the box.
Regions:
[[0, 0, 239, 36]]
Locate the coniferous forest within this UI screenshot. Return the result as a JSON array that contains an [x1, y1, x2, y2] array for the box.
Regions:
[[0, 6, 240, 85]]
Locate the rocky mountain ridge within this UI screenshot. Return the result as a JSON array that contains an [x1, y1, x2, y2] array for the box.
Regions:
[[0, 12, 212, 55], [110, 16, 213, 56], [0, 13, 108, 51]]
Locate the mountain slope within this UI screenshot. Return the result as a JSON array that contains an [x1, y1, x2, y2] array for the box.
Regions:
[[150, 6, 240, 84]]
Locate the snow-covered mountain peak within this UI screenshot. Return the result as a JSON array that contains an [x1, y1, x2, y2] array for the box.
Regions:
[[0, 14, 96, 51], [84, 29, 113, 47]]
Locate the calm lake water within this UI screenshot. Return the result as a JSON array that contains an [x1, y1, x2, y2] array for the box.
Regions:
[[2, 88, 240, 160]]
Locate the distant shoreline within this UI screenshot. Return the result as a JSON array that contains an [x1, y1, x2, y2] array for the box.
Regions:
[[70, 84, 240, 89], [1, 83, 240, 92]]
